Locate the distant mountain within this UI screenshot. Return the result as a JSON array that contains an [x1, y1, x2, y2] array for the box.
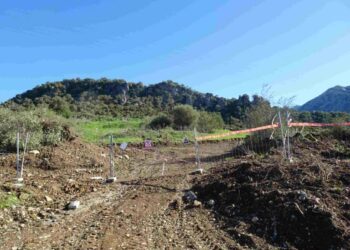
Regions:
[[299, 85, 350, 113]]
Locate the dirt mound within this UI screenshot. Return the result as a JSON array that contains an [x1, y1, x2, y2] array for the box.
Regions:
[[192, 161, 350, 250]]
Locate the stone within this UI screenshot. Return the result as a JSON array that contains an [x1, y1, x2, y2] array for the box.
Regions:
[[192, 168, 204, 175], [124, 155, 130, 160], [207, 199, 215, 207], [29, 150, 40, 155], [251, 216, 259, 223], [67, 200, 80, 210], [297, 190, 308, 201], [193, 200, 202, 207], [45, 196, 53, 202], [183, 191, 197, 203], [106, 177, 117, 183], [90, 176, 103, 180]]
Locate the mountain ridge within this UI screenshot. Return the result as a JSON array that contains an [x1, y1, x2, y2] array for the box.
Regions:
[[299, 85, 350, 113]]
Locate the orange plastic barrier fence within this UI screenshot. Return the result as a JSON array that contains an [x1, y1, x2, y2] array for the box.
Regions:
[[288, 122, 350, 127], [196, 124, 279, 141], [196, 122, 350, 141]]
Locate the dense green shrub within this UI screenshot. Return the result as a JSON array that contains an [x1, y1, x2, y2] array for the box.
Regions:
[[0, 108, 69, 151], [48, 96, 72, 118], [0, 108, 42, 150], [172, 105, 198, 130], [328, 126, 350, 140], [149, 114, 172, 130], [196, 111, 224, 133]]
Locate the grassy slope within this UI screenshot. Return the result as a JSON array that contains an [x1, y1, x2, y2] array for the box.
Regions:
[[74, 118, 247, 144]]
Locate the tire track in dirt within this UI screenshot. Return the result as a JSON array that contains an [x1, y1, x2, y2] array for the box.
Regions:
[[1, 142, 244, 249], [19, 184, 128, 249]]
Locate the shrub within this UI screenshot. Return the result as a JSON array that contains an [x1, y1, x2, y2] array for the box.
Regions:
[[172, 105, 198, 130], [149, 114, 172, 130], [196, 111, 224, 133], [329, 126, 350, 140], [0, 108, 42, 151], [49, 96, 72, 118], [0, 108, 70, 151]]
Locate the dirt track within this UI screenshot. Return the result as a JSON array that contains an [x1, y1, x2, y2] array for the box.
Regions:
[[0, 138, 349, 249]]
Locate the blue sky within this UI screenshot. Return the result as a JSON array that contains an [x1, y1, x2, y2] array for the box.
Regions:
[[1, 0, 350, 104]]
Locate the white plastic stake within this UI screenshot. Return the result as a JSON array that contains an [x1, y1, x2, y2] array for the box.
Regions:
[[19, 132, 30, 180], [162, 162, 165, 176], [109, 135, 116, 179], [278, 111, 286, 158], [286, 112, 292, 162], [16, 132, 20, 179], [194, 127, 203, 173]]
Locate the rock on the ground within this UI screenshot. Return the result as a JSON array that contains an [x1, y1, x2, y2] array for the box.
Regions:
[[183, 191, 197, 203], [193, 200, 202, 207], [207, 199, 215, 207], [45, 196, 53, 202], [67, 200, 80, 210], [29, 150, 40, 155], [251, 216, 259, 223]]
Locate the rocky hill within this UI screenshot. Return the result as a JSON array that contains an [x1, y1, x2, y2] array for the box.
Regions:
[[3, 78, 265, 121]]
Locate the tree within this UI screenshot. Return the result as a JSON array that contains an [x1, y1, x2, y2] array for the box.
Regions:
[[196, 111, 224, 133], [298, 112, 312, 122], [245, 97, 274, 128], [172, 105, 198, 130]]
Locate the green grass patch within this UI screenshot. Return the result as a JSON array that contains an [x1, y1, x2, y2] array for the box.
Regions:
[[74, 118, 248, 144], [0, 193, 20, 209], [75, 118, 144, 143]]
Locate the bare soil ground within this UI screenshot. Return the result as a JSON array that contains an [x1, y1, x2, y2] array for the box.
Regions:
[[0, 137, 349, 249]]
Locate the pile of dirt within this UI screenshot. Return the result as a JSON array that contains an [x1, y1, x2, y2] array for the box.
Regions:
[[192, 161, 350, 249]]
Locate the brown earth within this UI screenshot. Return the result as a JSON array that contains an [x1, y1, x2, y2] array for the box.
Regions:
[[0, 136, 349, 250]]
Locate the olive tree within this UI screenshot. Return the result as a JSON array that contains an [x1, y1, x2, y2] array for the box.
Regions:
[[172, 105, 198, 130]]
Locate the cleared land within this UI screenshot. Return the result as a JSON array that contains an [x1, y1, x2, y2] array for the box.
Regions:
[[0, 135, 349, 249]]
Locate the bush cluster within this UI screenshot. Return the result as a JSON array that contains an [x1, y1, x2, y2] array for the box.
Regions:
[[148, 105, 224, 133], [149, 114, 172, 130], [0, 108, 69, 151]]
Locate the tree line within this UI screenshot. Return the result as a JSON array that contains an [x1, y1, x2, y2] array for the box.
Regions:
[[2, 78, 350, 129]]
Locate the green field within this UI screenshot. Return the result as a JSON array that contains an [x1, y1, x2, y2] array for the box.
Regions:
[[74, 118, 248, 145]]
